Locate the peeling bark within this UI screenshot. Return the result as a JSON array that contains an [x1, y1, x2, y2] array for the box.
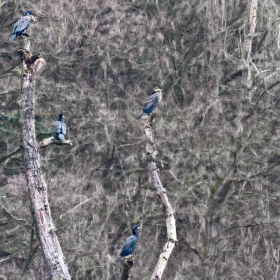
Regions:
[[144, 114, 177, 280], [19, 40, 71, 280]]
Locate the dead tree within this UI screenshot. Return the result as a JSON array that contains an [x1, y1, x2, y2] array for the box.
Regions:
[[143, 114, 177, 280], [202, 1, 259, 278], [18, 37, 71, 279], [120, 256, 134, 280], [243, 0, 258, 100]]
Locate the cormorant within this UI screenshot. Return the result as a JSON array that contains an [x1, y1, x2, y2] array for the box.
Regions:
[[137, 87, 162, 119], [53, 114, 66, 140], [115, 225, 140, 263], [9, 10, 35, 42]]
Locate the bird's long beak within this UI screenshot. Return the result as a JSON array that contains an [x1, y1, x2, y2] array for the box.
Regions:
[[30, 15, 36, 23]]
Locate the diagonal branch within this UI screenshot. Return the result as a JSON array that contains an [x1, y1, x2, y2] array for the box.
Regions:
[[0, 147, 21, 164], [143, 114, 177, 280]]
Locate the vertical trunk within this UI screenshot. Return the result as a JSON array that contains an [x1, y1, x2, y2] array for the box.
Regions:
[[204, 179, 233, 278], [204, 0, 225, 99], [145, 115, 177, 280], [237, 0, 258, 133], [203, 1, 228, 278], [19, 40, 71, 280], [244, 0, 258, 60], [243, 0, 258, 100]]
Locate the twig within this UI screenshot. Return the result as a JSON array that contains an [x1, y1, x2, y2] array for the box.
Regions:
[[0, 203, 33, 228], [0, 147, 21, 164], [60, 198, 91, 219]]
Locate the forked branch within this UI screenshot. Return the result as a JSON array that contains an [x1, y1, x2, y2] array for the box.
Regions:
[[39, 136, 73, 148]]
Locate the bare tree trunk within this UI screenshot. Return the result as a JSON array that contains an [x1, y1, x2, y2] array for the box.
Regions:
[[144, 115, 177, 280], [204, 145, 238, 278], [204, 175, 235, 278], [244, 0, 258, 60], [203, 1, 228, 278], [236, 0, 258, 136], [204, 0, 225, 99], [120, 257, 133, 280], [243, 0, 258, 100], [19, 38, 71, 280]]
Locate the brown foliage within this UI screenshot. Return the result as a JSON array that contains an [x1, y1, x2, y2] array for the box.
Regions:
[[1, 0, 280, 279]]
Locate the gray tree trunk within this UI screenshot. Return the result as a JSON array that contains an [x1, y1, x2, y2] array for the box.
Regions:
[[19, 40, 71, 280]]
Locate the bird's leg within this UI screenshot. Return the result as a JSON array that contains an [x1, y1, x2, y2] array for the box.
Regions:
[[21, 33, 30, 37]]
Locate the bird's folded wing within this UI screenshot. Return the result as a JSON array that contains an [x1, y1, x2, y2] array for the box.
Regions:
[[121, 235, 137, 253], [15, 17, 31, 32], [143, 94, 159, 111], [53, 121, 62, 133], [143, 94, 158, 111], [61, 123, 67, 134]]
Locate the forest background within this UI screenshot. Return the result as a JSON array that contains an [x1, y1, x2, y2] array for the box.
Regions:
[[1, 0, 280, 279]]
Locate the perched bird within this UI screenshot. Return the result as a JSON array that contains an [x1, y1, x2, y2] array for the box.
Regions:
[[115, 225, 140, 263], [9, 10, 35, 42], [53, 114, 66, 140], [137, 86, 162, 119]]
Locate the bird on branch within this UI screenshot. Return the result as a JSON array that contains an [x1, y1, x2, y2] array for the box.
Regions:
[[137, 86, 162, 119], [53, 114, 66, 141], [9, 10, 35, 42], [115, 225, 140, 263]]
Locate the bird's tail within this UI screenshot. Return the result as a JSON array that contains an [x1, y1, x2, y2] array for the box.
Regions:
[[115, 256, 121, 263], [137, 111, 144, 119], [9, 34, 16, 42], [57, 134, 65, 140]]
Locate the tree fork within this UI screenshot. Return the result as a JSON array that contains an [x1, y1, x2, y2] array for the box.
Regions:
[[19, 38, 71, 280], [39, 136, 72, 148], [144, 114, 178, 280]]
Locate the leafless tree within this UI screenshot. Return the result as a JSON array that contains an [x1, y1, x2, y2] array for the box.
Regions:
[[1, 1, 280, 279], [18, 38, 71, 279]]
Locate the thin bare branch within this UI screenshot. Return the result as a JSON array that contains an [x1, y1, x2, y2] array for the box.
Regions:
[[0, 147, 21, 164]]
